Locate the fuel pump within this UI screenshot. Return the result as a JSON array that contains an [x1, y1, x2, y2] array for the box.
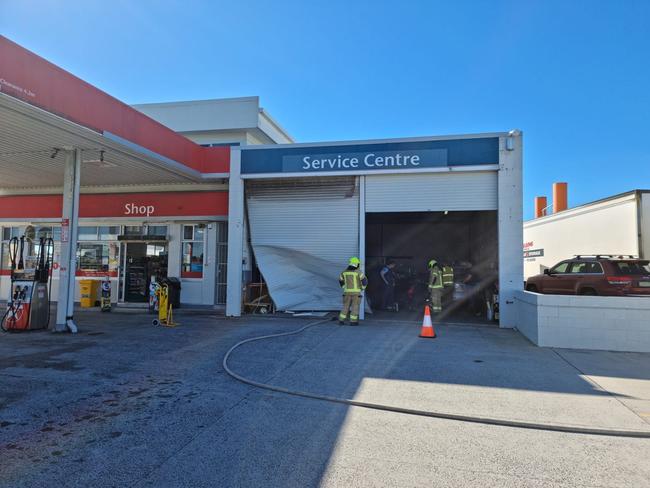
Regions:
[[1, 235, 54, 332]]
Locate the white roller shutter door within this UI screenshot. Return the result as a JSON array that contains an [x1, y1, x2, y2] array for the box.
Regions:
[[365, 171, 498, 212], [246, 177, 359, 311]]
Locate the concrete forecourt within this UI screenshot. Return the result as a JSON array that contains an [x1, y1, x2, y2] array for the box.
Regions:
[[1, 312, 649, 487]]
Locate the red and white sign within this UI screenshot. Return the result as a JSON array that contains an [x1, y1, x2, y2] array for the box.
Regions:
[[0, 77, 36, 98], [0, 192, 228, 219], [124, 203, 155, 216], [76, 270, 118, 278], [61, 218, 69, 242]]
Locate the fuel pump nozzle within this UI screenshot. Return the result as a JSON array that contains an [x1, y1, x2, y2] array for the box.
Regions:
[[17, 236, 25, 270], [8, 236, 18, 271], [35, 237, 53, 283]]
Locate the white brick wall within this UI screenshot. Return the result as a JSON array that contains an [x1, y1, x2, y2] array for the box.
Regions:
[[515, 291, 650, 352]]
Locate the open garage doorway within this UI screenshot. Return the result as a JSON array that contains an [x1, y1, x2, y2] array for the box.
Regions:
[[365, 211, 499, 325]]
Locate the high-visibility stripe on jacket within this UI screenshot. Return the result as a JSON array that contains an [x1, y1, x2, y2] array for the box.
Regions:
[[442, 266, 454, 287], [428, 266, 444, 289], [339, 268, 368, 294]]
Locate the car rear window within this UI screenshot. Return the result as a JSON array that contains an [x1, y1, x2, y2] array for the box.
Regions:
[[613, 261, 650, 275]]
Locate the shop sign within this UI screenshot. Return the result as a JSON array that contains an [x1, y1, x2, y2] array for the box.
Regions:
[[124, 203, 155, 216], [0, 192, 228, 219]]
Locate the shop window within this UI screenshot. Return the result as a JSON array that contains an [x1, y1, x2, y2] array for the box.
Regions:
[[124, 225, 144, 236], [1, 227, 21, 270], [99, 226, 120, 240], [78, 226, 99, 241], [2, 226, 22, 240], [181, 225, 205, 278], [76, 243, 119, 276], [34, 226, 54, 239], [77, 244, 107, 271], [0, 241, 16, 271], [147, 225, 168, 237], [1, 226, 59, 271]]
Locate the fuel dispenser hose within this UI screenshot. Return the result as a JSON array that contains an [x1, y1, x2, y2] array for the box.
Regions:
[[223, 319, 650, 439]]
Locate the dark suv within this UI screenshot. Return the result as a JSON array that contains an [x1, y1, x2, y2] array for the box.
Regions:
[[525, 256, 650, 296]]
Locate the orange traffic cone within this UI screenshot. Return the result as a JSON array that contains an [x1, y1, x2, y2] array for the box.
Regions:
[[419, 305, 436, 339]]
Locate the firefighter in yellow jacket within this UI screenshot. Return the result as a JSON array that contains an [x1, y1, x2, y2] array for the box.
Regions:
[[428, 259, 444, 313], [339, 257, 368, 326]]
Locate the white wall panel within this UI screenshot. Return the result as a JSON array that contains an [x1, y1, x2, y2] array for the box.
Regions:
[[523, 194, 638, 279], [365, 171, 498, 212]]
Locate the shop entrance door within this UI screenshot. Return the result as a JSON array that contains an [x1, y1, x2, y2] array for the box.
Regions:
[[120, 242, 168, 303]]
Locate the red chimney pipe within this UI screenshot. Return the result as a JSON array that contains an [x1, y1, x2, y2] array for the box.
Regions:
[[534, 196, 547, 218], [553, 182, 568, 213]]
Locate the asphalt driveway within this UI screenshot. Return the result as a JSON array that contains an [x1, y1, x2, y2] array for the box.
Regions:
[[1, 312, 649, 487]]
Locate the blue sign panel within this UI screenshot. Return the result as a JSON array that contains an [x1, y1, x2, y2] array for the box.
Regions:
[[282, 149, 447, 173], [241, 137, 499, 175]]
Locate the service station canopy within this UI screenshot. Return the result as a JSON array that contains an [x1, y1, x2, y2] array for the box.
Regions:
[[0, 36, 230, 195], [0, 35, 231, 333]]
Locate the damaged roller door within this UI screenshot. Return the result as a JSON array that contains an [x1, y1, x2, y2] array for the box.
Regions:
[[246, 177, 359, 311]]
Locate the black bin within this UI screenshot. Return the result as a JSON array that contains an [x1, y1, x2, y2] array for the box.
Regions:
[[161, 277, 181, 309]]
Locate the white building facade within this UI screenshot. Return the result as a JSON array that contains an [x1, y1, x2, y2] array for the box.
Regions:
[[523, 190, 650, 279], [226, 131, 524, 328]]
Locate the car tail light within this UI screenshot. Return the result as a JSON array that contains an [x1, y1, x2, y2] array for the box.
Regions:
[[607, 276, 633, 285]]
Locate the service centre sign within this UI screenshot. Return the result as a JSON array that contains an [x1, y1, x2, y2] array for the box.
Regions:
[[282, 149, 446, 173], [240, 137, 500, 176]]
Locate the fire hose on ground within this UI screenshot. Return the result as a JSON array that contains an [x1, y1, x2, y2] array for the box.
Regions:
[[223, 319, 650, 439]]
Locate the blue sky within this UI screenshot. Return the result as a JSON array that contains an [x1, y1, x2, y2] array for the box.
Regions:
[[2, 0, 649, 219]]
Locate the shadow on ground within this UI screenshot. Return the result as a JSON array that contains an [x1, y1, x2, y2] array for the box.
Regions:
[[1, 312, 649, 487]]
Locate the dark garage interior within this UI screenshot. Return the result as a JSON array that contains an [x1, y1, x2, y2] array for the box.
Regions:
[[365, 211, 499, 323]]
